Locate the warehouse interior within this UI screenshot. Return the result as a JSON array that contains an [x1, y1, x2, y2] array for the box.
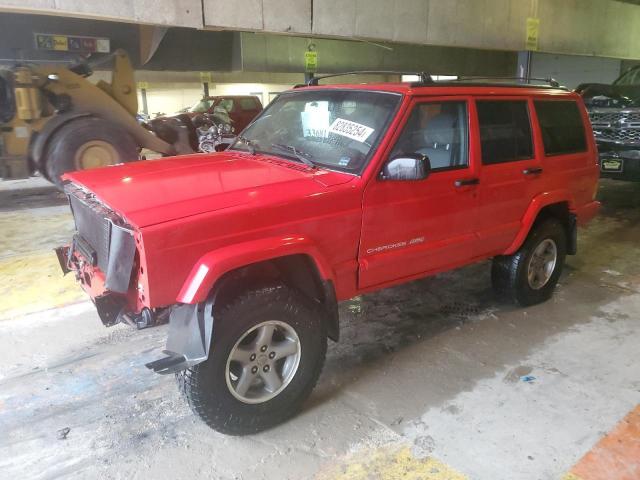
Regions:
[[0, 1, 639, 479]]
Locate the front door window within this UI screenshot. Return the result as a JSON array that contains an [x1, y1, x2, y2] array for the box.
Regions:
[[390, 101, 469, 171]]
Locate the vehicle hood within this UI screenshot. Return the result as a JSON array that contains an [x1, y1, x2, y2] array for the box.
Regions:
[[64, 152, 355, 228], [578, 83, 640, 108]]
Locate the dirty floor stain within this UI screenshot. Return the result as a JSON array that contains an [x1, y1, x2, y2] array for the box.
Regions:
[[0, 173, 639, 479]]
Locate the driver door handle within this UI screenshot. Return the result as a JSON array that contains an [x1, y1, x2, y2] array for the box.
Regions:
[[454, 178, 480, 187], [523, 167, 543, 176]]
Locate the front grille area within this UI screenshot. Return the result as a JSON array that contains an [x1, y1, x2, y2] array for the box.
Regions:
[[589, 109, 640, 127], [65, 183, 127, 273], [594, 128, 640, 145], [69, 195, 111, 271], [589, 108, 640, 146], [65, 183, 137, 294]]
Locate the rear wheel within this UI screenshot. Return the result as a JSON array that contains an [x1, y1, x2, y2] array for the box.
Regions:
[[176, 285, 327, 435], [491, 218, 567, 306], [44, 117, 139, 189]]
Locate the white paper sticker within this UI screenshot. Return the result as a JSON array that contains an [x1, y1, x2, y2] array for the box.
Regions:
[[301, 109, 330, 138], [328, 118, 374, 143]]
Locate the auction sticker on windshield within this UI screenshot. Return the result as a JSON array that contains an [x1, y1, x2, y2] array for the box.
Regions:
[[328, 118, 374, 142]]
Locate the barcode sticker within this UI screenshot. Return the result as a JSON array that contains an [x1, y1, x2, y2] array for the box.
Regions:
[[328, 118, 374, 142]]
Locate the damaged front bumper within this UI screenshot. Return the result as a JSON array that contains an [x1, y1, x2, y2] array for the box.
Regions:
[[56, 233, 208, 375], [55, 243, 155, 329]]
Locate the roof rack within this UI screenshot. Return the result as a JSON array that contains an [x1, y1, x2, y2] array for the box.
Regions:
[[450, 76, 564, 89], [293, 71, 566, 90], [303, 70, 433, 87]]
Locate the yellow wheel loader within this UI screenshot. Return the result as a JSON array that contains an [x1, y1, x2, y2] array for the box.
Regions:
[[0, 49, 190, 189]]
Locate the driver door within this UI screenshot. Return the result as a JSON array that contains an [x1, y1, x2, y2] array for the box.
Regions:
[[359, 97, 479, 289]]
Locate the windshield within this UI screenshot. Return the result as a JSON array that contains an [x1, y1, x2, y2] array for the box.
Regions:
[[189, 98, 214, 113], [613, 67, 640, 86], [230, 89, 401, 173]]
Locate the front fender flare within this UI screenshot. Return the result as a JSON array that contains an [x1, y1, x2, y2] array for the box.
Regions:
[[503, 190, 575, 255], [176, 235, 334, 305]]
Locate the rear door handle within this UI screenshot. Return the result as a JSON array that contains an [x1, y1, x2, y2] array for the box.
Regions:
[[523, 167, 543, 175], [454, 178, 480, 187]]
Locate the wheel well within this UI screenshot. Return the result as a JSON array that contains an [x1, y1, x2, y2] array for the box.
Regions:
[[535, 202, 577, 255], [211, 255, 339, 341]]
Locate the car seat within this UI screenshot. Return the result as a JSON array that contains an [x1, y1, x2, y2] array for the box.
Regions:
[[417, 112, 457, 169]]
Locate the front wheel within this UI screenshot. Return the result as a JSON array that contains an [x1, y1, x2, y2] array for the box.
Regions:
[[176, 285, 327, 435], [491, 218, 567, 306]]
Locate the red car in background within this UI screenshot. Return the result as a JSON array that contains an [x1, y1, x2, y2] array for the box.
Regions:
[[186, 95, 263, 132]]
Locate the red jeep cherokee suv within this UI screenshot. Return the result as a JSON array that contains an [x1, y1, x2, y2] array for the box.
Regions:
[[57, 75, 600, 435]]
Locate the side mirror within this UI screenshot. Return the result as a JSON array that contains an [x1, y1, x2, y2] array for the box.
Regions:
[[380, 154, 431, 181]]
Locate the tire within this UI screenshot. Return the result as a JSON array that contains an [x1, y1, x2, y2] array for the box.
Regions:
[[176, 285, 327, 435], [491, 218, 567, 306], [44, 117, 139, 189]]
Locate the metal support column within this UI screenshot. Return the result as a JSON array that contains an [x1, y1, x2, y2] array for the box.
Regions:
[[517, 51, 532, 81], [140, 88, 149, 116]]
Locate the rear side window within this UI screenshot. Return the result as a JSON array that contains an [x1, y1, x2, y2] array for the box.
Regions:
[[239, 97, 260, 111], [218, 98, 234, 112], [476, 100, 533, 165], [534, 100, 587, 156]]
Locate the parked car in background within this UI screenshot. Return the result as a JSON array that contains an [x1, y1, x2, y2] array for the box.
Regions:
[[185, 95, 263, 132], [145, 96, 263, 153], [577, 65, 640, 181], [57, 75, 599, 435]]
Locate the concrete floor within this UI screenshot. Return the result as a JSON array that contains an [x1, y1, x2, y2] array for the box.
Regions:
[[0, 177, 639, 480]]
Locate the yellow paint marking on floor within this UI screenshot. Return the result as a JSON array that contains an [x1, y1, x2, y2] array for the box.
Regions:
[[561, 473, 584, 480], [0, 251, 85, 320], [0, 210, 74, 260], [316, 445, 467, 480]]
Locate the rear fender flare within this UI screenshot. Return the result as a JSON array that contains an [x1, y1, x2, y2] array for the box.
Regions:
[[176, 235, 334, 305], [504, 190, 575, 255]]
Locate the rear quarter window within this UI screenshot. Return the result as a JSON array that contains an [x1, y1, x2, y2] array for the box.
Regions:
[[534, 100, 587, 156], [476, 100, 533, 165]]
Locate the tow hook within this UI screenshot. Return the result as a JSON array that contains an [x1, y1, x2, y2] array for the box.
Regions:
[[118, 307, 170, 330], [119, 308, 155, 330]]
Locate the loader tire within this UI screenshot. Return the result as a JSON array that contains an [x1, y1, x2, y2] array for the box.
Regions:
[[44, 117, 139, 189]]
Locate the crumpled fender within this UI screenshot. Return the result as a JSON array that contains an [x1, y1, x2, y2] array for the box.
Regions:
[[176, 235, 334, 304], [503, 189, 575, 255]]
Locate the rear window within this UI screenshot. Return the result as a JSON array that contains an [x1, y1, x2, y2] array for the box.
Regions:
[[534, 100, 587, 156], [476, 100, 533, 165]]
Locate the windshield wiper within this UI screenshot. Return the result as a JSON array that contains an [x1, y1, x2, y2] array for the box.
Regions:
[[270, 143, 316, 168], [233, 135, 256, 154]]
